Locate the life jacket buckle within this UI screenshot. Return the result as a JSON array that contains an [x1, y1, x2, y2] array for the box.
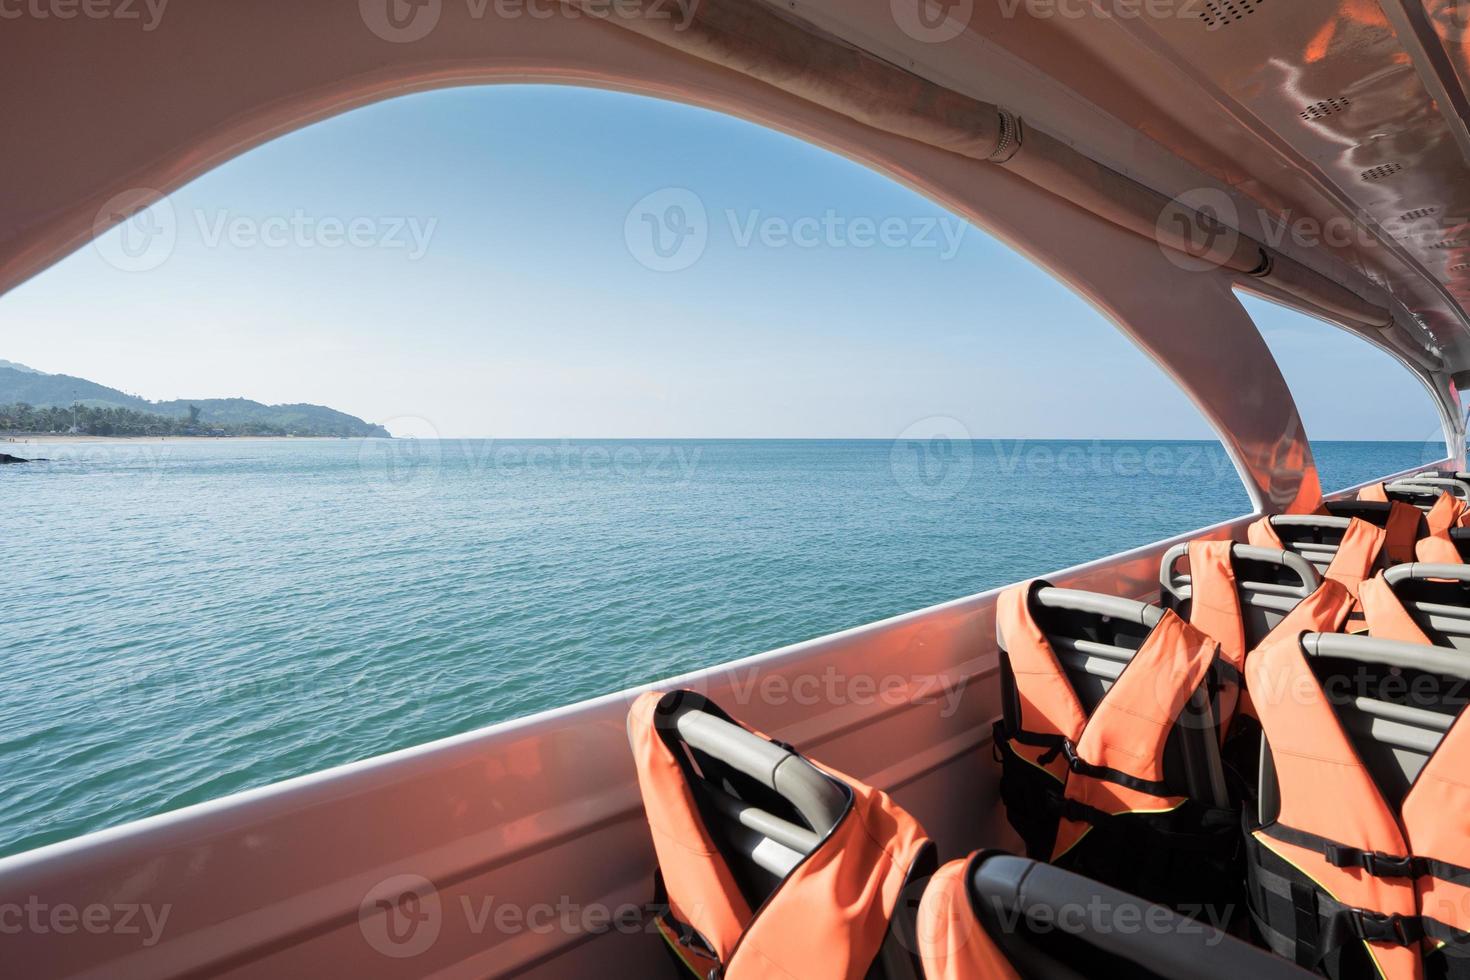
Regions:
[[1363, 852, 1418, 878], [1325, 845, 1419, 878], [1347, 910, 1419, 946], [1060, 738, 1083, 771], [671, 918, 718, 958]]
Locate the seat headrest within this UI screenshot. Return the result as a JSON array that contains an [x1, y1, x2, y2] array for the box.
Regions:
[[1300, 632, 1470, 681], [1396, 475, 1470, 501], [1383, 563, 1470, 589], [653, 694, 848, 834], [1159, 541, 1319, 605], [967, 853, 1314, 979]]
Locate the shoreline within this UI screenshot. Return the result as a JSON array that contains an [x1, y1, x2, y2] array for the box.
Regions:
[[1, 434, 364, 444]]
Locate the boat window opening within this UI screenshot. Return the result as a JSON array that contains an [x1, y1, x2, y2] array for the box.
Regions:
[[0, 84, 1254, 858], [1237, 290, 1447, 491]]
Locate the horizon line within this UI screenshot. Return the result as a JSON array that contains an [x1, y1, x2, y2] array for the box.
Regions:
[[379, 435, 1441, 443]]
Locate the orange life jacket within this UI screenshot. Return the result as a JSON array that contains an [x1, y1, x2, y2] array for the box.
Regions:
[[1358, 574, 1433, 645], [1244, 637, 1470, 979], [915, 854, 1021, 980], [1250, 504, 1420, 569], [1424, 492, 1465, 533], [1359, 482, 1391, 503], [629, 690, 931, 979], [1183, 538, 1360, 731], [1356, 484, 1425, 564], [1414, 492, 1467, 564], [1385, 504, 1428, 564], [993, 582, 1239, 915]]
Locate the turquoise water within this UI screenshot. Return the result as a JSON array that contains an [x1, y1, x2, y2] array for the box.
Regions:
[[1, 438, 1438, 857]]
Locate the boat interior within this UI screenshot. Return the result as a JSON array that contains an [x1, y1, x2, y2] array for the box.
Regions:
[[7, 0, 1470, 977]]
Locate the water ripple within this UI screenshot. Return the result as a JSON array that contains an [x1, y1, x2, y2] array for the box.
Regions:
[[0, 438, 1424, 856]]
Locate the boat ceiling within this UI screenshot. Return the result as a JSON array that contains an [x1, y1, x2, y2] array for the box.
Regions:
[[2, 2, 1468, 386], [786, 0, 1470, 377]]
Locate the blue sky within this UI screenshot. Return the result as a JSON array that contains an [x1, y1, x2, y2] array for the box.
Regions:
[[0, 85, 1442, 441]]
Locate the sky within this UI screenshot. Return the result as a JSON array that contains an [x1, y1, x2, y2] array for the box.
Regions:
[[0, 84, 1444, 441]]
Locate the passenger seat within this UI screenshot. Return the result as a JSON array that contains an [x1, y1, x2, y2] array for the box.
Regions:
[[1361, 564, 1470, 648], [1395, 475, 1470, 503], [916, 850, 1313, 979], [1252, 512, 1402, 575], [1159, 539, 1364, 747], [1245, 632, 1470, 977], [1376, 481, 1459, 511], [992, 582, 1238, 921], [1159, 541, 1325, 647], [627, 689, 935, 980]]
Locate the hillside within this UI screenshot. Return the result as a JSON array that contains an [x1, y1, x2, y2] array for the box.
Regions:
[[0, 365, 390, 438]]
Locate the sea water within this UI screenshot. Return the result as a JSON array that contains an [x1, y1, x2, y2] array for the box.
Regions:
[[0, 437, 1437, 856]]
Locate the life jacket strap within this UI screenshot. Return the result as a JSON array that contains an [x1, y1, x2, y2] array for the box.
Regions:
[[992, 719, 1066, 764], [1422, 916, 1470, 948], [1262, 822, 1421, 878], [1343, 909, 1424, 946], [993, 721, 1173, 796], [1057, 739, 1174, 796], [650, 872, 724, 977], [994, 724, 1157, 830], [1249, 855, 1424, 968], [993, 719, 1064, 775], [1329, 848, 1421, 879], [1261, 821, 1470, 883]]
